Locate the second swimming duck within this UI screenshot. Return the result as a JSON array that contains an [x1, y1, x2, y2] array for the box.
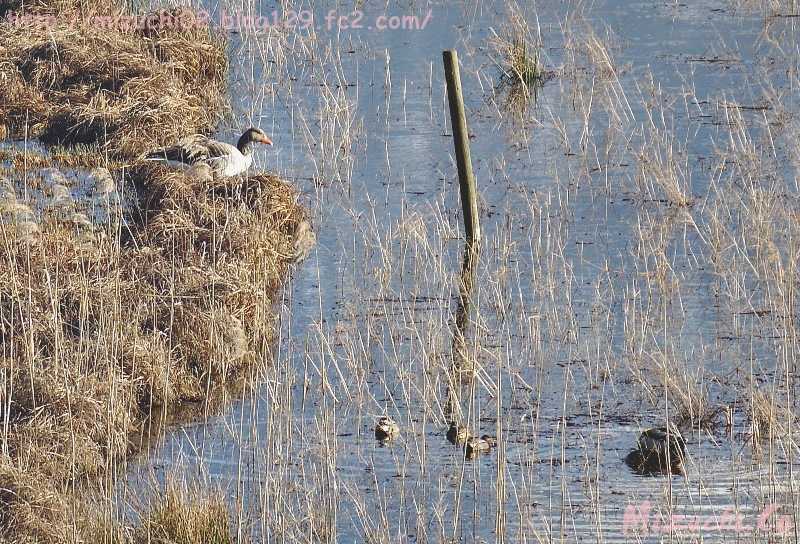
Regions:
[[446, 423, 470, 445], [465, 435, 497, 459], [375, 416, 400, 442]]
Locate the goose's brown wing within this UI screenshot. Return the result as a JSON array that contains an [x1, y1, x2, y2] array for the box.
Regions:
[[204, 140, 239, 160], [203, 141, 241, 173], [145, 134, 213, 164]]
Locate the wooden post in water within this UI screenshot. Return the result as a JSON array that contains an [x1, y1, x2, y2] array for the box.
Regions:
[[443, 51, 481, 411], [443, 50, 480, 247]]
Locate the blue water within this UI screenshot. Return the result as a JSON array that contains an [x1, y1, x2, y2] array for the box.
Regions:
[[120, 1, 800, 541]]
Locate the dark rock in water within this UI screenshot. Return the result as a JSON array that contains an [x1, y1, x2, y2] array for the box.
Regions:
[[624, 448, 683, 476], [637, 424, 686, 456]]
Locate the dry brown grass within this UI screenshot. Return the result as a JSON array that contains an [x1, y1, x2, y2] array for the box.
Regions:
[[0, 0, 307, 541], [133, 484, 237, 544], [749, 389, 795, 448], [0, 165, 305, 542], [0, 5, 226, 158], [77, 482, 237, 544]]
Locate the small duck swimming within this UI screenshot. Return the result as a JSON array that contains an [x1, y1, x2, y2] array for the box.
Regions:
[[375, 416, 400, 441], [625, 424, 686, 475], [465, 435, 497, 459], [446, 423, 470, 445]]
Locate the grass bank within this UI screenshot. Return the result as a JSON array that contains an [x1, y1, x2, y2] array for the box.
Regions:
[[0, 0, 306, 541], [0, 0, 226, 159]]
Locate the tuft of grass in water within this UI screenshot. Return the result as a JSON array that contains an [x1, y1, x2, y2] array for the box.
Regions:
[[749, 390, 795, 449], [488, 3, 547, 116], [136, 486, 238, 544], [505, 36, 543, 88]]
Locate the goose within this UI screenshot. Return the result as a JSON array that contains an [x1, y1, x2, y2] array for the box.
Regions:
[[374, 416, 400, 441], [625, 423, 686, 475], [144, 127, 273, 177]]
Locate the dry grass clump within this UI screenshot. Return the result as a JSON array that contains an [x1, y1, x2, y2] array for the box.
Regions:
[[657, 363, 721, 431], [0, 163, 305, 542], [0, 0, 119, 17], [488, 2, 546, 115], [489, 3, 543, 87], [0, 5, 226, 158], [749, 389, 795, 447], [135, 167, 301, 268], [77, 482, 237, 544], [635, 127, 694, 207], [134, 484, 237, 544], [129, 167, 304, 379], [0, 460, 74, 543]]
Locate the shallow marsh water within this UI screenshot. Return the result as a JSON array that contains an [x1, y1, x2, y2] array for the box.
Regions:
[[117, 0, 800, 541]]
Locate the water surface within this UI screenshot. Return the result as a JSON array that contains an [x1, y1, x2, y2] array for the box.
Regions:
[[121, 1, 800, 541]]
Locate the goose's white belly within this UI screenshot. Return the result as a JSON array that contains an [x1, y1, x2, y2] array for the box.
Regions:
[[157, 160, 193, 171], [148, 148, 252, 177], [207, 152, 251, 177]]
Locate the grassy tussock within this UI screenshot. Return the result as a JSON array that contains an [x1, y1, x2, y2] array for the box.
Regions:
[[0, 166, 305, 542], [0, 462, 74, 543], [488, 2, 545, 116], [78, 484, 236, 544], [489, 3, 543, 88], [0, 7, 226, 158], [135, 485, 236, 544], [749, 390, 795, 447]]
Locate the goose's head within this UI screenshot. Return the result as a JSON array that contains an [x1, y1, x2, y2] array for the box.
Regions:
[[238, 127, 273, 152]]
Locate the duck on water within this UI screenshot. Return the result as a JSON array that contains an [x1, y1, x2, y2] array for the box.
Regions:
[[375, 416, 400, 442], [625, 423, 687, 475], [145, 127, 273, 178]]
